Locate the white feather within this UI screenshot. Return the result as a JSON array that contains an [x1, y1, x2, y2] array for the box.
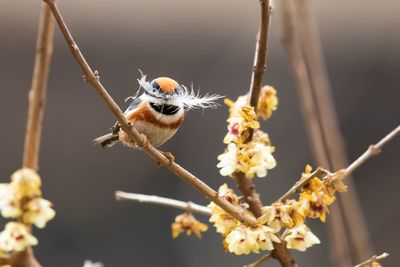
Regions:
[[135, 72, 223, 110]]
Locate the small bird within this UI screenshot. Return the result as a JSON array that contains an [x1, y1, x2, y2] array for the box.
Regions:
[[94, 73, 222, 149]]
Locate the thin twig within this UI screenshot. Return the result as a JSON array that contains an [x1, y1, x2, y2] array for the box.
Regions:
[[346, 125, 400, 175], [244, 254, 272, 267], [42, 0, 257, 227], [276, 126, 399, 203], [277, 168, 328, 203], [115, 191, 211, 216], [354, 252, 389, 267]]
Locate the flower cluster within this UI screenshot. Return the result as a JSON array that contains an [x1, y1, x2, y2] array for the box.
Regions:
[[0, 168, 55, 254], [217, 92, 278, 179], [298, 165, 347, 222], [171, 212, 208, 239], [208, 184, 282, 255]]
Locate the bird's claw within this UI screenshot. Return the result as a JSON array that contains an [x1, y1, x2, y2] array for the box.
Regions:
[[157, 151, 175, 167], [135, 134, 149, 149]]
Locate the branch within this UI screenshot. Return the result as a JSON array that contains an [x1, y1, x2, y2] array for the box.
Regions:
[[354, 252, 389, 267], [277, 168, 328, 203], [346, 125, 400, 175], [115, 191, 211, 216], [9, 3, 56, 267], [234, 1, 297, 266], [42, 0, 257, 227], [23, 3, 55, 171], [244, 253, 272, 267], [248, 0, 272, 110], [276, 126, 400, 202]]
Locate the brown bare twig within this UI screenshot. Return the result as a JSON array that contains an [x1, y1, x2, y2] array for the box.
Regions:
[[276, 125, 400, 203], [354, 252, 389, 267], [42, 0, 257, 227]]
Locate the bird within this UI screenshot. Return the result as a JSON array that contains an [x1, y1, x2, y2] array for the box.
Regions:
[[94, 73, 222, 149]]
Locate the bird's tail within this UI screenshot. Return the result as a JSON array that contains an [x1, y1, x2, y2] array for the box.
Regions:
[[93, 133, 120, 148]]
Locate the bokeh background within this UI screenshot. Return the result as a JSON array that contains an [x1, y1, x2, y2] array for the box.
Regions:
[[1, 0, 399, 266]]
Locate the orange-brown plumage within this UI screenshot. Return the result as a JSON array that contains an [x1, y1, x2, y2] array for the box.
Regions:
[[126, 101, 184, 129], [154, 77, 179, 93]]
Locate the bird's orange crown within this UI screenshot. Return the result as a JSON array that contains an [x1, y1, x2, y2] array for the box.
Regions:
[[152, 77, 179, 94]]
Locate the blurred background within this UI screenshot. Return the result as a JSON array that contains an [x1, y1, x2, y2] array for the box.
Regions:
[[0, 0, 399, 266]]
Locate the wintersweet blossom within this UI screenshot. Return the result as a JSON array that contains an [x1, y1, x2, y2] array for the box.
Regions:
[[10, 168, 41, 198], [217, 143, 238, 177], [237, 142, 276, 178], [284, 225, 320, 251], [300, 191, 334, 222], [223, 105, 260, 145], [224, 225, 280, 255], [259, 201, 305, 232], [208, 184, 242, 236], [257, 86, 278, 120], [23, 198, 56, 228], [171, 212, 208, 239], [0, 184, 21, 218], [0, 222, 38, 252]]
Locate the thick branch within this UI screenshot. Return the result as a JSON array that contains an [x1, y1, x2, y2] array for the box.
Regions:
[[354, 252, 389, 267], [12, 3, 55, 267], [248, 0, 272, 109], [43, 0, 257, 227], [23, 3, 55, 171], [115, 191, 211, 216], [234, 1, 297, 266]]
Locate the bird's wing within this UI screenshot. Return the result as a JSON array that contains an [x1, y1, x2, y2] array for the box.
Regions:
[[109, 97, 143, 133]]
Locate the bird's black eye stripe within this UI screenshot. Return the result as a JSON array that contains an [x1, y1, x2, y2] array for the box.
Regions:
[[150, 102, 180, 115]]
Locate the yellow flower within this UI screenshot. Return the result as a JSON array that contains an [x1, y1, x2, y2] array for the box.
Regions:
[[257, 86, 278, 120], [209, 212, 239, 236], [237, 142, 276, 178], [10, 168, 41, 198], [300, 191, 334, 222], [252, 130, 271, 146], [208, 184, 241, 236], [223, 105, 260, 145], [23, 198, 56, 228], [324, 169, 348, 193], [224, 225, 259, 255], [259, 201, 305, 231], [0, 184, 21, 218], [284, 225, 320, 251], [224, 96, 248, 118], [224, 225, 280, 255], [217, 143, 238, 177], [254, 225, 281, 251], [0, 222, 38, 252], [171, 212, 208, 239]]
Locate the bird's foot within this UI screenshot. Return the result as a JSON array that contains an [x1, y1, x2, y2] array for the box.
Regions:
[[157, 151, 175, 167]]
